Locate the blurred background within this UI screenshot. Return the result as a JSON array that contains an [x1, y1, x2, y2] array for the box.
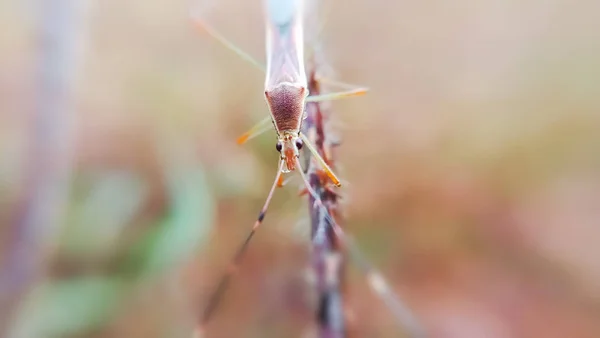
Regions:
[[2, 0, 600, 337]]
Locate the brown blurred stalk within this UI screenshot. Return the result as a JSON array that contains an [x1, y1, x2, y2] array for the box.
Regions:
[[0, 0, 88, 333], [302, 24, 424, 338], [303, 60, 347, 338]]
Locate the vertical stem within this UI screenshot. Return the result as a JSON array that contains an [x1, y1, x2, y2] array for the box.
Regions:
[[303, 61, 347, 338], [0, 0, 87, 333]]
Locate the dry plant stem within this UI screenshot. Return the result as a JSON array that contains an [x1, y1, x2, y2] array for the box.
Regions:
[[302, 61, 425, 337], [0, 0, 85, 333], [303, 65, 346, 338]]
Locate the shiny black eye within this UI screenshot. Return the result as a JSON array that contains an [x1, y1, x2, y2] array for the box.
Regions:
[[276, 142, 283, 152], [295, 139, 303, 150]]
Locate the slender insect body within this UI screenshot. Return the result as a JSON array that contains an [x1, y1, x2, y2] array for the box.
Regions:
[[264, 0, 308, 172]]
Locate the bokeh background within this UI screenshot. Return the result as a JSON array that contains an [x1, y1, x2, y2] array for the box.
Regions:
[[2, 0, 600, 337]]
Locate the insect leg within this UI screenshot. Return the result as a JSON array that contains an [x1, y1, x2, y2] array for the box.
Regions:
[[300, 133, 341, 187], [190, 10, 266, 72], [306, 87, 368, 103], [196, 160, 284, 334], [236, 116, 273, 145]]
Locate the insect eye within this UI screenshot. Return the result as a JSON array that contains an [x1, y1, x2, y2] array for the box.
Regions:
[[295, 139, 303, 150], [276, 142, 283, 152]]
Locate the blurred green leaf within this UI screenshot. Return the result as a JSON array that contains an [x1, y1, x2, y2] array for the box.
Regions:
[[8, 277, 123, 338], [129, 138, 215, 277], [62, 171, 147, 258]]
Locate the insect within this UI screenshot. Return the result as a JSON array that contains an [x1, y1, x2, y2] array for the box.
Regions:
[[191, 1, 423, 336]]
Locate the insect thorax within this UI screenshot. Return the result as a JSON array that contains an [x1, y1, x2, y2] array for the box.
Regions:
[[265, 82, 306, 134]]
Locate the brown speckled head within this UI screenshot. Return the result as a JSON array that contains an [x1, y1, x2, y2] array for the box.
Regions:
[[273, 130, 304, 173], [265, 82, 307, 172]]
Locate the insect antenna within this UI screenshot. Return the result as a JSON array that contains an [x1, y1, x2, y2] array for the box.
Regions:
[[194, 160, 284, 336]]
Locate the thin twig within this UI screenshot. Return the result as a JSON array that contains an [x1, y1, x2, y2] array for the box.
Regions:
[[302, 66, 426, 335], [302, 7, 425, 335], [303, 58, 346, 338]]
